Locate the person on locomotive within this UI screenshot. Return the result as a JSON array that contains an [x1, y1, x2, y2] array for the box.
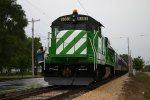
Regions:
[[37, 46, 45, 74]]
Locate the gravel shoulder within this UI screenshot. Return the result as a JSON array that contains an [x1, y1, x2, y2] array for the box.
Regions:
[[74, 74, 129, 100]]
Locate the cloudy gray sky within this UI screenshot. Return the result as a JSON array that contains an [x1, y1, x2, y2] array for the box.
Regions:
[[17, 0, 150, 63]]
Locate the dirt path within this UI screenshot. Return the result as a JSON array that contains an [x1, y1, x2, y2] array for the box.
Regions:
[[145, 72, 150, 77], [122, 72, 150, 100], [74, 74, 129, 100]]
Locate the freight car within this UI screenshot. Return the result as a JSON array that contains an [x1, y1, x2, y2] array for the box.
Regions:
[[44, 10, 128, 85]]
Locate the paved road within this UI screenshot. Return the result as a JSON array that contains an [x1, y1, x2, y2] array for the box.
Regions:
[[0, 77, 49, 94]]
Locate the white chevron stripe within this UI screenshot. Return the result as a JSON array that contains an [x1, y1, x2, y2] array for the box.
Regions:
[[49, 33, 52, 47], [98, 37, 102, 53], [66, 34, 87, 54], [80, 48, 87, 54], [75, 34, 86, 51], [56, 30, 68, 43], [66, 46, 75, 54], [56, 30, 82, 54]]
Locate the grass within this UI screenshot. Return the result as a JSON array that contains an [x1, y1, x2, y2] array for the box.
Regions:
[[135, 72, 150, 100], [145, 90, 150, 99], [0, 73, 42, 79], [0, 74, 32, 78]]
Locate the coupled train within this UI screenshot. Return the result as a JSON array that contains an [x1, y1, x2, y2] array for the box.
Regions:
[[44, 10, 128, 85]]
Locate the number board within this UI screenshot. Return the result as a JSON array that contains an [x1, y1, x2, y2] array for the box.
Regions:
[[60, 16, 88, 22], [60, 17, 71, 21]]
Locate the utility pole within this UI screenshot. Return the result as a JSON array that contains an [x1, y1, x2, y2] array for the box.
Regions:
[[130, 50, 133, 75], [120, 37, 132, 76], [121, 35, 144, 76], [28, 18, 40, 78], [127, 37, 134, 76], [127, 37, 131, 76]]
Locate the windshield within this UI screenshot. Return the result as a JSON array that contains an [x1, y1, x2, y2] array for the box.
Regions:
[[62, 24, 86, 30], [52, 24, 86, 32]]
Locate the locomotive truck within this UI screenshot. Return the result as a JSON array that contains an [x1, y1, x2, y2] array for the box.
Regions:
[[44, 10, 128, 85]]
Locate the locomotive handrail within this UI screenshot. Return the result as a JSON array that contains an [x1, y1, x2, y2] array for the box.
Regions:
[[93, 30, 98, 70], [87, 37, 96, 72], [82, 36, 96, 71]]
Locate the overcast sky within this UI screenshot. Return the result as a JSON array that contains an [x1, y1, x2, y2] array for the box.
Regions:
[[17, 0, 150, 63]]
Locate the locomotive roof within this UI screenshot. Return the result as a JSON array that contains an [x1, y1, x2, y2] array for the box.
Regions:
[[51, 11, 103, 28]]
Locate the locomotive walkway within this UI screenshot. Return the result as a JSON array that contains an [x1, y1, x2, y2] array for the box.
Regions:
[[74, 74, 129, 100]]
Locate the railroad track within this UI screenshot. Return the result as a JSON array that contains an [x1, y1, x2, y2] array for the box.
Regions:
[[1, 75, 125, 100], [23, 76, 122, 100], [0, 85, 85, 100], [46, 86, 86, 100], [22, 86, 85, 100], [0, 86, 61, 100]]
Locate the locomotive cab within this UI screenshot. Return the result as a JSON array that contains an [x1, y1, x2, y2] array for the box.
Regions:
[[45, 10, 105, 85]]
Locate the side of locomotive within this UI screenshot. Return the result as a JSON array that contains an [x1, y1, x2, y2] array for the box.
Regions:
[[44, 10, 128, 85]]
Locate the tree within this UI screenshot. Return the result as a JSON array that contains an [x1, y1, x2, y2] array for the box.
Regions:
[[0, 0, 27, 73], [23, 37, 42, 73], [25, 37, 42, 66], [120, 54, 128, 64], [145, 65, 150, 71], [0, 0, 43, 75], [133, 56, 144, 71]]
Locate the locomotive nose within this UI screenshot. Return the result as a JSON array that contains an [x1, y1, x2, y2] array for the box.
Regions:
[[56, 30, 87, 55]]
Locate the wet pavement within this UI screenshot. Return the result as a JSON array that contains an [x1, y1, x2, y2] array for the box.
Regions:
[[0, 77, 49, 94]]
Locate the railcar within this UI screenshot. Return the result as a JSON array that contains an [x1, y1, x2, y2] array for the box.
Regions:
[[44, 10, 128, 85]]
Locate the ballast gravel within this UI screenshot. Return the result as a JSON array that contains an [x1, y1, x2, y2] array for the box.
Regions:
[[74, 74, 129, 100]]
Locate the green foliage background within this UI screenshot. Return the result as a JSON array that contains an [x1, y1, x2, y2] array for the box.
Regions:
[[120, 54, 145, 71], [133, 56, 144, 71], [0, 0, 42, 74]]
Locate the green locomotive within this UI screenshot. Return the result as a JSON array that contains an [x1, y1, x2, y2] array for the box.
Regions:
[[44, 10, 128, 85]]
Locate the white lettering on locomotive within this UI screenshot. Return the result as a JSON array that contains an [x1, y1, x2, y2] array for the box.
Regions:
[[77, 17, 88, 21], [61, 17, 71, 21]]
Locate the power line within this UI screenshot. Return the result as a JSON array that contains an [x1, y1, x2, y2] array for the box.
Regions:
[[77, 0, 89, 15], [22, 0, 50, 27], [25, 0, 51, 19], [23, 0, 52, 26]]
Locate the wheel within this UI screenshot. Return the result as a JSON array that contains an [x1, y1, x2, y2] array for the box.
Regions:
[[95, 69, 100, 81], [95, 67, 103, 81], [103, 66, 111, 79]]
